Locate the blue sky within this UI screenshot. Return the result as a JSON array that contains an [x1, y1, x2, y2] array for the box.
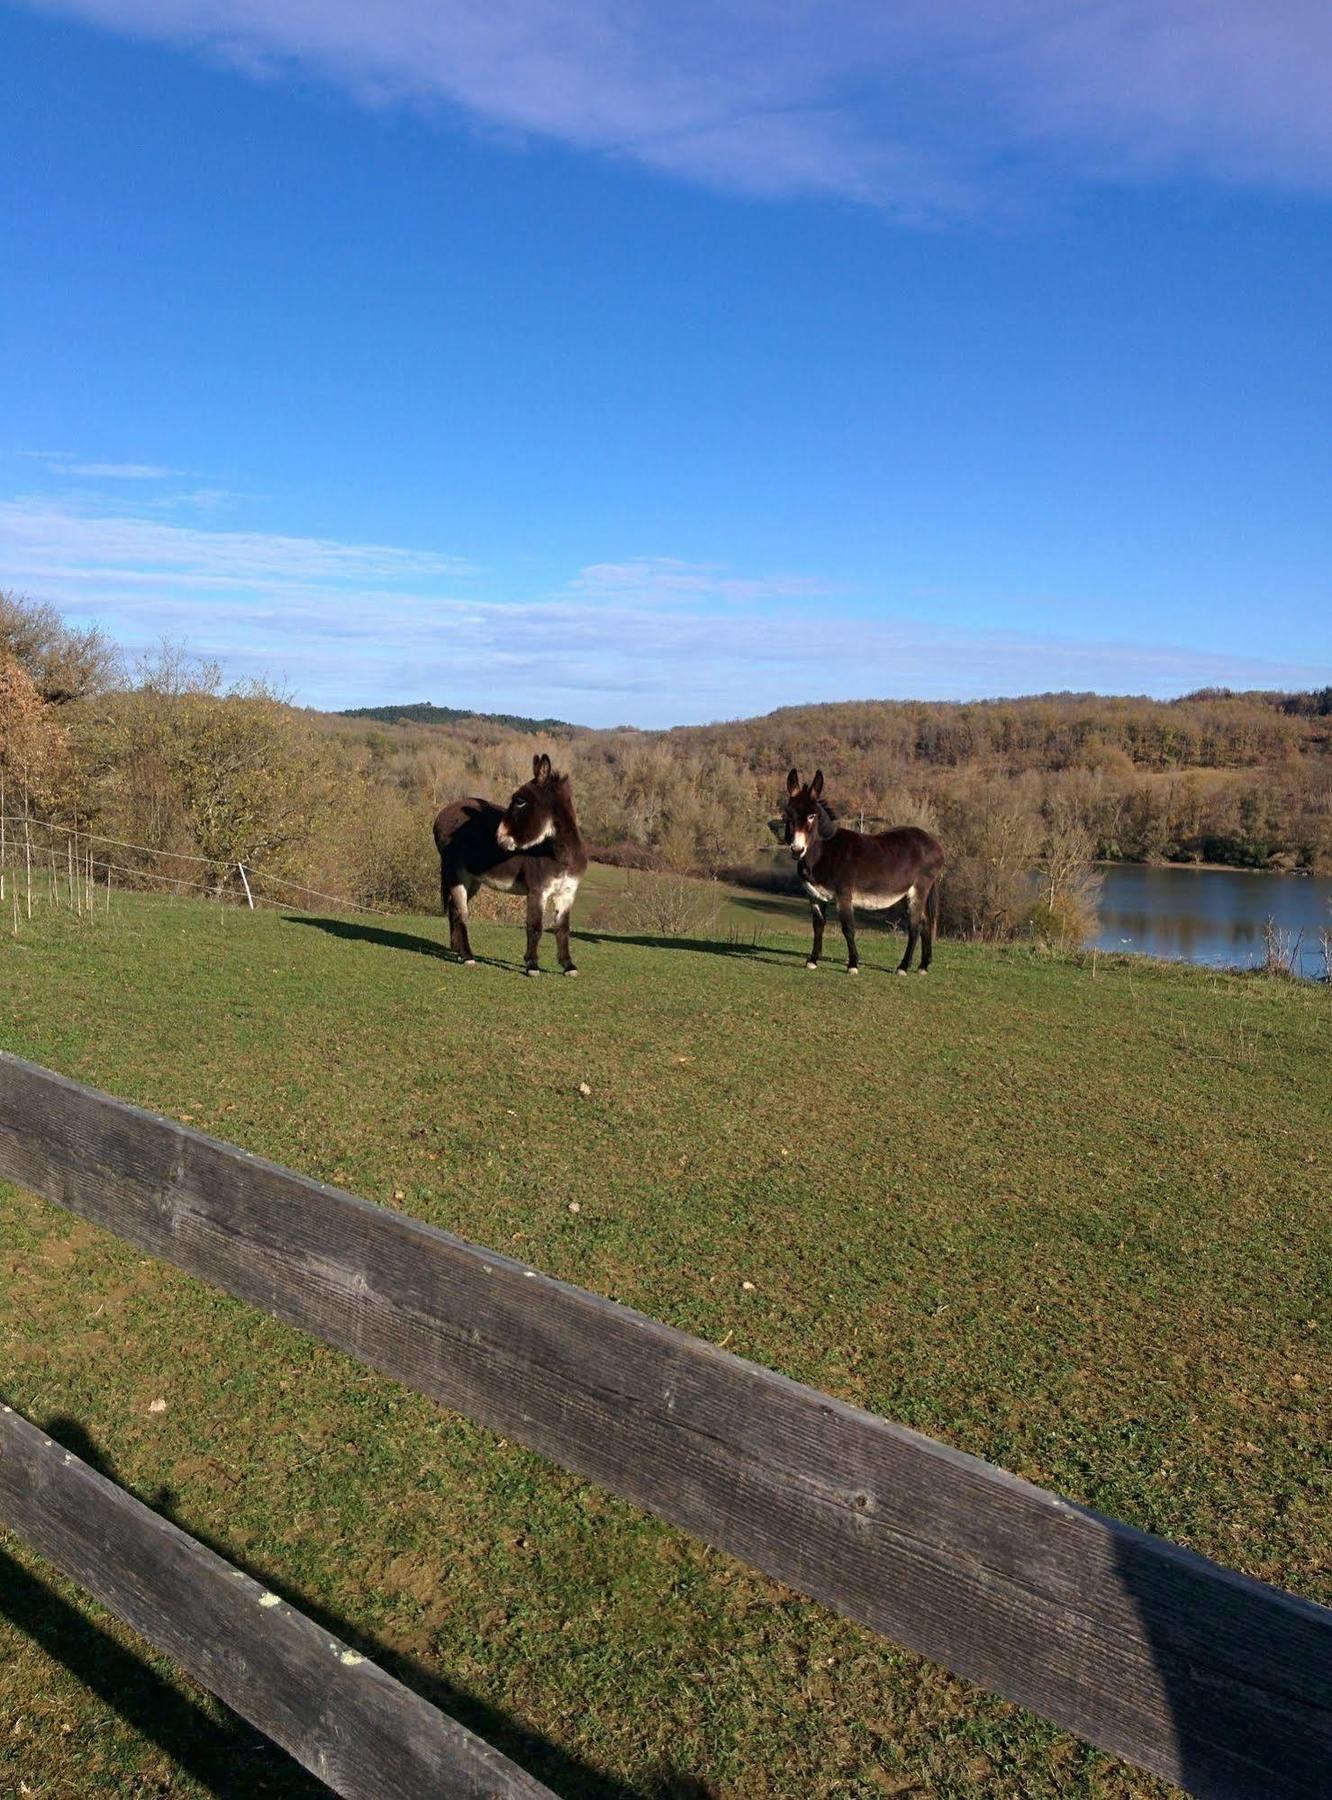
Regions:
[[2, 1, 1329, 726]]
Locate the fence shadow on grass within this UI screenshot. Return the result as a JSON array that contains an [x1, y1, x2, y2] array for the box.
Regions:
[[0, 1544, 321, 1800], [20, 1416, 715, 1800]]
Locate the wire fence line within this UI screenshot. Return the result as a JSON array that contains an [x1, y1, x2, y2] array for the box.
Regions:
[[0, 811, 400, 923], [0, 814, 217, 864]]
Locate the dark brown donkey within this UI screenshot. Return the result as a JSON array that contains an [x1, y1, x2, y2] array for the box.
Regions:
[[782, 768, 944, 975], [433, 754, 588, 975]]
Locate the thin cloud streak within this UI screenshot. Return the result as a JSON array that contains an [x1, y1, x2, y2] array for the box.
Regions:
[[20, 451, 182, 479], [0, 499, 477, 588], [2, 497, 1327, 726], [21, 2, 1332, 217], [572, 558, 832, 605], [55, 462, 179, 479]]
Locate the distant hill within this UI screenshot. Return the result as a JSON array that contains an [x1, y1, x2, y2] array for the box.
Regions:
[[340, 701, 575, 734]]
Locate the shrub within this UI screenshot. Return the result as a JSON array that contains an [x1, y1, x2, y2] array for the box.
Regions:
[[619, 868, 721, 939]]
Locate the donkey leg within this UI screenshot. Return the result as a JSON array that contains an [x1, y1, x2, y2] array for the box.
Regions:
[[919, 878, 938, 972], [446, 875, 476, 965], [898, 887, 920, 974], [524, 890, 544, 975], [838, 900, 860, 974], [807, 901, 826, 970], [554, 900, 578, 975]]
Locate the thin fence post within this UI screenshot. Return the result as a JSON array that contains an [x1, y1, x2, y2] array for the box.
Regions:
[[237, 862, 255, 909]]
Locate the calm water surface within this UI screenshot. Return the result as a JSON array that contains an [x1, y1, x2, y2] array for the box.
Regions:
[[1092, 864, 1332, 977]]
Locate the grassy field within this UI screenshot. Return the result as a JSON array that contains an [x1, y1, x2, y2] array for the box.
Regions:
[[2, 890, 1329, 1799]]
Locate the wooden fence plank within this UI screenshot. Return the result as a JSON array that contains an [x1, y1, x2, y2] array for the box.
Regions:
[[0, 1401, 553, 1798], [2, 1050, 1329, 1799]]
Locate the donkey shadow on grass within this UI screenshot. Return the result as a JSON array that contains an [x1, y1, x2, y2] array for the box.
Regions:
[[288, 910, 902, 975], [285, 911, 808, 971], [282, 914, 517, 972], [4, 1413, 715, 1800], [572, 927, 808, 964]]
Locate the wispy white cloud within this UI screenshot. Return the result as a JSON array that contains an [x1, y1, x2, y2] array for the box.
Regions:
[[21, 1, 1332, 216], [572, 558, 831, 605], [21, 451, 182, 479], [15, 454, 255, 515], [0, 498, 476, 592], [57, 462, 180, 479], [2, 496, 1327, 725], [139, 487, 251, 514]]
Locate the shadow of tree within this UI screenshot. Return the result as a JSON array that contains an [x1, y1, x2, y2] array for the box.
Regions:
[[1108, 1520, 1332, 1798], [12, 1416, 716, 1800]]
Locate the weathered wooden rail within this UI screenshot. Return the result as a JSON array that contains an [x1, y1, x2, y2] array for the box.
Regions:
[[0, 1403, 550, 1798], [1, 1051, 1330, 1798]]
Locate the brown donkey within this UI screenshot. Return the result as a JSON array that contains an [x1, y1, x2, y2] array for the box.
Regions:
[[433, 754, 588, 975], [782, 769, 944, 975]]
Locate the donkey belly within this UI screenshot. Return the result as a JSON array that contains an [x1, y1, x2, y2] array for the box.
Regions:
[[856, 884, 911, 912], [479, 867, 522, 894]]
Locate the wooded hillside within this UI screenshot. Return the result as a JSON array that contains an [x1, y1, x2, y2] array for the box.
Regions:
[[5, 589, 1330, 945]]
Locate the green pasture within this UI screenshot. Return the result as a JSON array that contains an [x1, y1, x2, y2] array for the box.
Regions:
[[1, 890, 1328, 1798]]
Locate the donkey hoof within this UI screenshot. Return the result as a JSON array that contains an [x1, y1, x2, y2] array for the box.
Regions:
[[463, 958, 478, 968], [847, 965, 860, 977], [805, 960, 819, 971], [563, 965, 579, 977], [896, 967, 908, 976], [524, 966, 540, 978]]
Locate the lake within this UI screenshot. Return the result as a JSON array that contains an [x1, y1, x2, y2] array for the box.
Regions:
[[1091, 864, 1332, 977]]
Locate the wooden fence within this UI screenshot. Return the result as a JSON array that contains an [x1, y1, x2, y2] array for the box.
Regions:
[[0, 1403, 550, 1798], [1, 1050, 1329, 1798]]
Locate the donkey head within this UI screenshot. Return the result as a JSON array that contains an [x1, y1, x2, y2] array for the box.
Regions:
[[497, 753, 563, 853], [783, 768, 835, 855]]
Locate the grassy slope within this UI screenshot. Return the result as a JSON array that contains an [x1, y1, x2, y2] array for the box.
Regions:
[[1, 895, 1328, 1800]]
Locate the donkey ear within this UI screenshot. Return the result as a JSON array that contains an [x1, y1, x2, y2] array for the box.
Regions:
[[786, 768, 800, 796], [811, 769, 824, 798], [532, 753, 543, 779], [538, 753, 553, 782]]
